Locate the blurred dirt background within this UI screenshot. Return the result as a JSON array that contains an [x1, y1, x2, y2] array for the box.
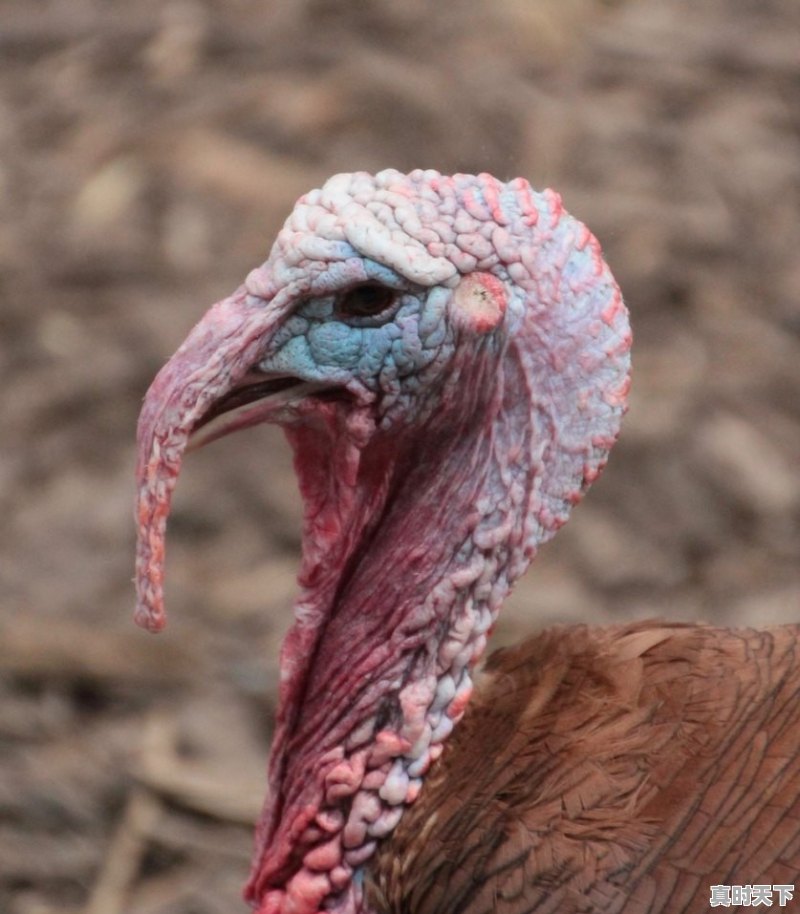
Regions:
[[1, 0, 799, 912]]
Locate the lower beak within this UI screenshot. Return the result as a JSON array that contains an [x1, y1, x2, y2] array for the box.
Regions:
[[186, 372, 315, 452]]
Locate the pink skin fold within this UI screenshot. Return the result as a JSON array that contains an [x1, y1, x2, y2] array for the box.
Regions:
[[134, 286, 285, 633]]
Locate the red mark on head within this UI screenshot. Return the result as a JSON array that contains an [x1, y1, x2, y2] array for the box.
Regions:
[[451, 271, 508, 334]]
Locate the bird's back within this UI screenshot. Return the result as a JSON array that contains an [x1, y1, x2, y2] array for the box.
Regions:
[[368, 620, 800, 914]]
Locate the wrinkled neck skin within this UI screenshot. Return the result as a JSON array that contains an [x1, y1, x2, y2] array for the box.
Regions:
[[248, 337, 535, 914]]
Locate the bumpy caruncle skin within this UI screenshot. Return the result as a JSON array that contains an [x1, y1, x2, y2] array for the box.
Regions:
[[133, 169, 631, 914]]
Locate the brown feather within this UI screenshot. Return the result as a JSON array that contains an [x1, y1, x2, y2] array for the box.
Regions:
[[366, 620, 800, 914]]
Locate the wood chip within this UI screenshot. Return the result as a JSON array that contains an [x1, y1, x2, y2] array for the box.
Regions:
[[83, 788, 162, 914], [0, 617, 193, 687], [136, 714, 264, 825]]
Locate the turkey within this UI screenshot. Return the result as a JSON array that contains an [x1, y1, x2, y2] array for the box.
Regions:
[[134, 169, 800, 914]]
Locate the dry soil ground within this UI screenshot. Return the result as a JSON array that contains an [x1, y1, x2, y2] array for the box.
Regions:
[[1, 1, 799, 912]]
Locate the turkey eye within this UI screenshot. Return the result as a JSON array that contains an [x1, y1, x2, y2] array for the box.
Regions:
[[337, 283, 397, 318]]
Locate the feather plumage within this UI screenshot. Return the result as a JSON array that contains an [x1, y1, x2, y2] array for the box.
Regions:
[[368, 621, 800, 913]]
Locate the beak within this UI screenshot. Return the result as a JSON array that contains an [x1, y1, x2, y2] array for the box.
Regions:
[[186, 371, 320, 452], [133, 286, 297, 634]]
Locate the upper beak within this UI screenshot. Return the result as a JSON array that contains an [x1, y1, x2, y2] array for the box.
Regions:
[[133, 285, 292, 634]]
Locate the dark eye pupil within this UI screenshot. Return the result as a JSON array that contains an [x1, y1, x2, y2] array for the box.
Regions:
[[338, 283, 395, 317]]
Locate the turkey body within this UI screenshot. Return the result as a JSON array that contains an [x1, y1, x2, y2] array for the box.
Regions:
[[369, 621, 800, 914]]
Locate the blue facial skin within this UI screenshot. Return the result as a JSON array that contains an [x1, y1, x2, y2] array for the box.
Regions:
[[256, 256, 456, 421]]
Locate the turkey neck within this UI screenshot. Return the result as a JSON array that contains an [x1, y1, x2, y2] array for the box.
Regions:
[[247, 340, 529, 902]]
